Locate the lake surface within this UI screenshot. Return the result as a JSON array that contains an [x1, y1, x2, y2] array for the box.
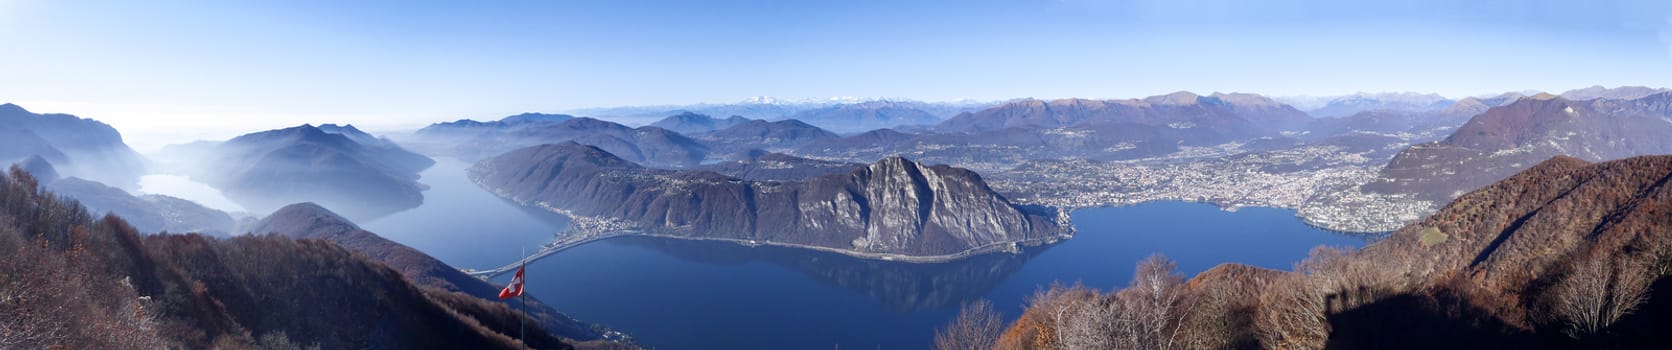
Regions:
[[362, 158, 566, 269], [137, 174, 247, 213], [378, 160, 1370, 349]]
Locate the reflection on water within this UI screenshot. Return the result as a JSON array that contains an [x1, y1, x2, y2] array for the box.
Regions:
[[366, 157, 1373, 349], [608, 236, 1049, 312], [514, 201, 1368, 349]]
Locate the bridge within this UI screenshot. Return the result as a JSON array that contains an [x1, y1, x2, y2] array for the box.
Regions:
[[463, 230, 622, 279]]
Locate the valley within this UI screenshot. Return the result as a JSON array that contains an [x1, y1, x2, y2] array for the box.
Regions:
[[7, 3, 1669, 349], [5, 86, 1670, 349]]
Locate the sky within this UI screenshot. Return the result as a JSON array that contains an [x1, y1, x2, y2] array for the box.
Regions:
[[1, 0, 1669, 151]]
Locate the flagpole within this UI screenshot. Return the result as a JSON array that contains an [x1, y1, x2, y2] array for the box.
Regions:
[[520, 246, 526, 350]]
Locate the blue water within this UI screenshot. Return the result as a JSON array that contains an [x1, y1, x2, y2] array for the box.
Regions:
[[362, 158, 565, 269], [375, 161, 1370, 349], [512, 202, 1366, 349]]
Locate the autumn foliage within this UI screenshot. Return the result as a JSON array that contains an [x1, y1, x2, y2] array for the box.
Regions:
[[0, 165, 589, 349], [962, 155, 1672, 349]]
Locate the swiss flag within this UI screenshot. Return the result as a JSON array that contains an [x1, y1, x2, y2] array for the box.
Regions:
[[498, 265, 525, 299]]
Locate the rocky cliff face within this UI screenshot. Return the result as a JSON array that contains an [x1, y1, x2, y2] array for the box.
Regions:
[[469, 142, 1068, 257]]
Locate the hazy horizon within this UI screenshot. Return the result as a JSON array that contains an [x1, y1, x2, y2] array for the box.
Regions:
[[3, 84, 1659, 153], [4, 0, 1669, 151]]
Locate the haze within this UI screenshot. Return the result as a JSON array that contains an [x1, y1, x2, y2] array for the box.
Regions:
[[1, 0, 1669, 151]]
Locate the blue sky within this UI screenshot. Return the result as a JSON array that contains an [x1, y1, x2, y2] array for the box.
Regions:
[[0, 0, 1668, 150]]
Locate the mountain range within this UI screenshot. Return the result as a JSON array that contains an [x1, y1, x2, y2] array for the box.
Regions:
[[784, 100, 961, 133], [564, 98, 991, 129], [1366, 92, 1672, 203], [468, 142, 1068, 257], [1279, 92, 1455, 118], [938, 92, 1311, 135], [691, 119, 840, 154], [411, 115, 709, 167], [0, 103, 148, 189], [647, 112, 755, 134], [162, 124, 434, 220]]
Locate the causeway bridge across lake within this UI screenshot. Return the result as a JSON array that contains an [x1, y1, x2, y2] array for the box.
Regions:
[[464, 231, 620, 279]]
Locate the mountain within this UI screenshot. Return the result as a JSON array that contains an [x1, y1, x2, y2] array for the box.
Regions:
[[0, 167, 606, 349], [179, 124, 434, 220], [316, 123, 435, 175], [784, 101, 948, 133], [1290, 92, 1454, 118], [247, 203, 611, 343], [798, 128, 921, 154], [566, 99, 996, 127], [1298, 104, 1481, 146], [0, 128, 70, 167], [783, 92, 1311, 167], [648, 112, 755, 134], [16, 154, 60, 181], [469, 142, 1069, 257], [1559, 85, 1669, 101], [0, 103, 147, 188], [994, 155, 1672, 349], [693, 119, 840, 153], [1366, 93, 1672, 202], [424, 113, 577, 132], [937, 92, 1312, 136], [412, 115, 709, 167], [1319, 155, 1672, 347]]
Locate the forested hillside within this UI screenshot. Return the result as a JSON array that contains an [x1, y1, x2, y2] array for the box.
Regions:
[[953, 155, 1672, 349], [0, 166, 623, 349]]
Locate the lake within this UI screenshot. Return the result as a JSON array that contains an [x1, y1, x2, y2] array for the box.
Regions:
[[362, 158, 566, 269], [377, 160, 1371, 349]]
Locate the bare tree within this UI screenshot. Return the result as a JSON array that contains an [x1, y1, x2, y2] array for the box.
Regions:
[[937, 299, 1005, 350], [1255, 274, 1328, 350], [1114, 254, 1193, 350], [1553, 254, 1654, 338], [1053, 296, 1116, 350]]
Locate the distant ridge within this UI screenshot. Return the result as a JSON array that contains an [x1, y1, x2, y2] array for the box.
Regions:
[[1368, 92, 1672, 202]]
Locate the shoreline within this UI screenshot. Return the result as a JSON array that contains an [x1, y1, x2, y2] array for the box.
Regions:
[[465, 174, 1388, 278], [464, 177, 1074, 278], [1050, 199, 1405, 235], [467, 223, 1071, 278], [625, 231, 1071, 264]]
